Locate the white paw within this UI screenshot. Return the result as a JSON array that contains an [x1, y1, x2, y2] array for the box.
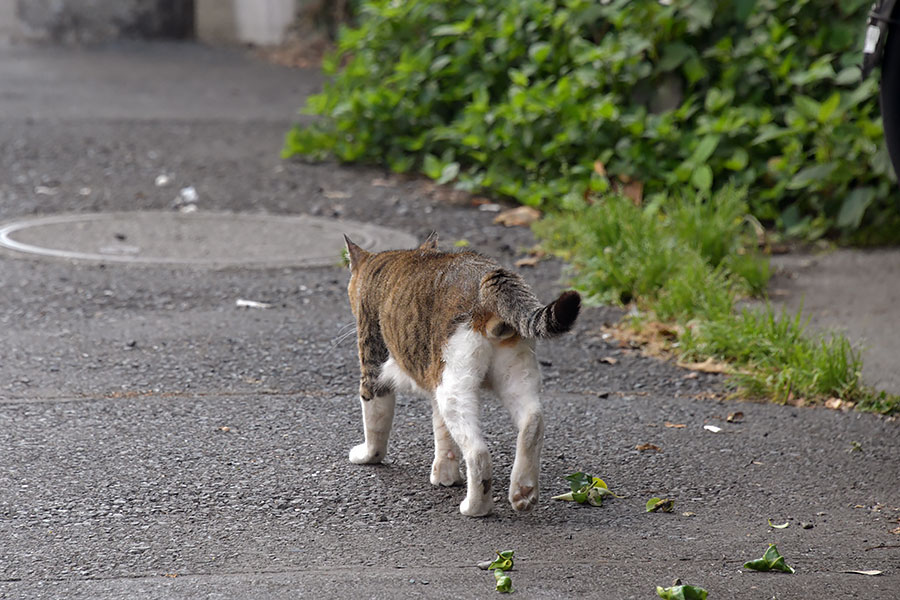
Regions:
[[460, 477, 494, 517], [430, 456, 463, 487], [460, 494, 494, 517], [509, 482, 538, 512], [348, 443, 384, 464]]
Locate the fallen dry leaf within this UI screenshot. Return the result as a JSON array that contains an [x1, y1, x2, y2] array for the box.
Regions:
[[635, 443, 662, 452], [599, 356, 618, 365], [676, 357, 731, 374], [514, 255, 541, 268], [683, 372, 699, 380], [825, 397, 855, 411], [890, 525, 900, 535], [493, 206, 541, 227], [664, 422, 686, 429], [727, 411, 744, 423], [622, 180, 644, 205]]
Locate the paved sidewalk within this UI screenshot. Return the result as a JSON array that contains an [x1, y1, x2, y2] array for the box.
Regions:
[[0, 42, 898, 600]]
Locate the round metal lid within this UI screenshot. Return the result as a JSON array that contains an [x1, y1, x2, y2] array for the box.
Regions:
[[0, 211, 417, 267]]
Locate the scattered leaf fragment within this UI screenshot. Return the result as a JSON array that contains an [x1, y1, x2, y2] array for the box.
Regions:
[[656, 584, 708, 600], [636, 443, 662, 452], [599, 356, 618, 365], [890, 525, 900, 535], [553, 472, 618, 506], [664, 422, 686, 429], [847, 441, 863, 453], [726, 411, 744, 423], [454, 239, 470, 247], [843, 570, 883, 576], [743, 544, 796, 573], [825, 397, 855, 411], [235, 298, 272, 309], [676, 356, 730, 373], [218, 426, 231, 432], [494, 569, 513, 593], [703, 425, 722, 433], [622, 180, 644, 205], [488, 550, 514, 571], [682, 512, 696, 517], [514, 255, 540, 268], [768, 519, 790, 529], [493, 205, 541, 227], [646, 497, 675, 513]]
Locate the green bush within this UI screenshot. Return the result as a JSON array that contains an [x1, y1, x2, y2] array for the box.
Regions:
[[284, 0, 897, 240]]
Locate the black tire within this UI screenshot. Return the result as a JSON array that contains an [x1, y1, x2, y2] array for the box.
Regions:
[[880, 19, 900, 179]]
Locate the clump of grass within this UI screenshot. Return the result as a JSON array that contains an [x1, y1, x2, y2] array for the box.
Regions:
[[681, 305, 864, 403], [535, 187, 898, 414]]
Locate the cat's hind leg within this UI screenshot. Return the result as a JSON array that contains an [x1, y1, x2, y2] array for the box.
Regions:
[[348, 388, 396, 465], [490, 339, 544, 512], [429, 395, 464, 487], [435, 325, 493, 516]]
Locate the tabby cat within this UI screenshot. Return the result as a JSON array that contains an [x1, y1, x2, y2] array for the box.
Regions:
[[344, 234, 580, 517]]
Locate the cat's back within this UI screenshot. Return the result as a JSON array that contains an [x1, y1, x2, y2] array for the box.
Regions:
[[363, 247, 498, 307]]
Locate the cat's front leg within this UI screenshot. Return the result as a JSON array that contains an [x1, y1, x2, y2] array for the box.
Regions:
[[348, 389, 396, 464]]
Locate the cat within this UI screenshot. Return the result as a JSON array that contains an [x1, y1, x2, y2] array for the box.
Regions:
[[343, 233, 580, 517]]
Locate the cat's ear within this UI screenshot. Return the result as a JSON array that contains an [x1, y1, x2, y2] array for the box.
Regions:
[[343, 235, 370, 270], [419, 231, 439, 250]]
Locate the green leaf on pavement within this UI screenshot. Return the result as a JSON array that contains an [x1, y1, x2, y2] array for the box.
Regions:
[[743, 544, 796, 573], [488, 550, 514, 571], [553, 472, 618, 506], [646, 497, 675, 512], [656, 584, 709, 600], [494, 569, 513, 593], [768, 519, 790, 529]]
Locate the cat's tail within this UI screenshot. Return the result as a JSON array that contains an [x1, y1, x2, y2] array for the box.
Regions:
[[480, 269, 581, 339]]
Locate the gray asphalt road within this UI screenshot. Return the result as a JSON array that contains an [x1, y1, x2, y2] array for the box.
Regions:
[[1, 42, 898, 599]]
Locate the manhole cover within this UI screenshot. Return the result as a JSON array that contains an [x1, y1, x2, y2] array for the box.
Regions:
[[0, 211, 418, 267]]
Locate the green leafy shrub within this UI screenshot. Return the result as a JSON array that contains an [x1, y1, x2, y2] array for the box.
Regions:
[[284, 0, 897, 239]]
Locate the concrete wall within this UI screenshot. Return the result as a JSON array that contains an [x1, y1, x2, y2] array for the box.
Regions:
[[14, 0, 194, 43], [196, 0, 298, 46], [0, 0, 21, 42], [2, 0, 300, 45]]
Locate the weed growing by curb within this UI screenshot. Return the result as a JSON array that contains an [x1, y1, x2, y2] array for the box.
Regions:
[[535, 188, 898, 414]]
